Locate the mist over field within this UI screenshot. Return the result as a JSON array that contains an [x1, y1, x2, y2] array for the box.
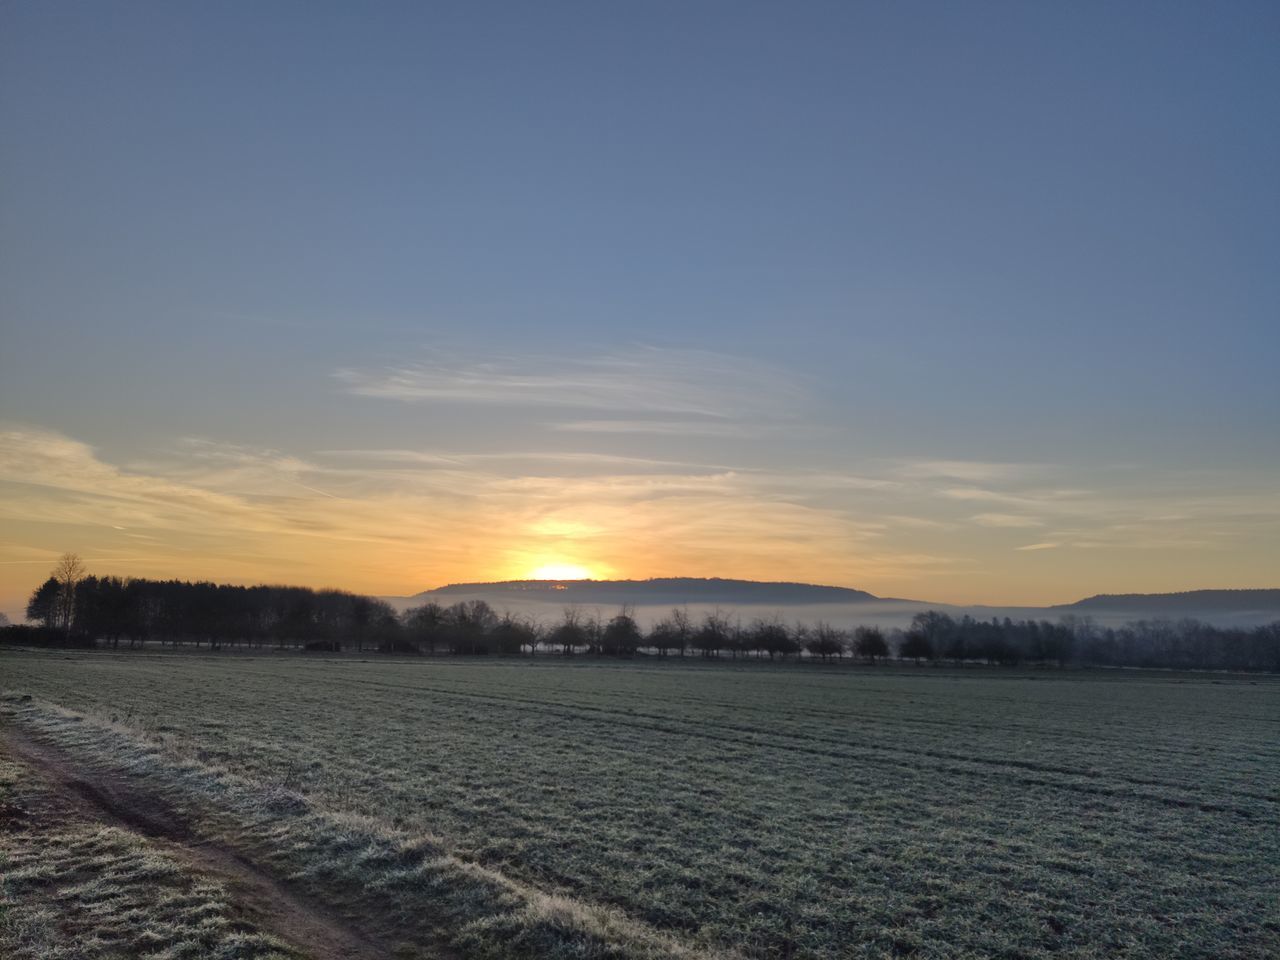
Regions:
[[384, 580, 1280, 631]]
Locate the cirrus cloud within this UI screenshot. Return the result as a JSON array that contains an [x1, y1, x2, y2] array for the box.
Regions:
[[335, 346, 807, 423]]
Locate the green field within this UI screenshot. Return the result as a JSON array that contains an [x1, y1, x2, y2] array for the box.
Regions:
[[2, 651, 1277, 959]]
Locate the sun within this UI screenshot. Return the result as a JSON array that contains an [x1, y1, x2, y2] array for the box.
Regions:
[[527, 562, 594, 581]]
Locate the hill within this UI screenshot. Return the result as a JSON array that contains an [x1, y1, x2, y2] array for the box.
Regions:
[[417, 577, 881, 606], [380, 580, 1280, 630], [1058, 589, 1280, 614]]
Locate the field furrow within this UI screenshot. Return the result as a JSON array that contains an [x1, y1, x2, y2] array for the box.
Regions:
[[3, 652, 1277, 959]]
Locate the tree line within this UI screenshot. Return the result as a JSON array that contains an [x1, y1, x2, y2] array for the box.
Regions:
[[8, 557, 1279, 672], [20, 563, 400, 652], [897, 609, 1280, 672]]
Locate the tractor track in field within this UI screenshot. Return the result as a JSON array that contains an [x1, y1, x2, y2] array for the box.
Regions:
[[1, 722, 401, 960], [315, 673, 1279, 815]]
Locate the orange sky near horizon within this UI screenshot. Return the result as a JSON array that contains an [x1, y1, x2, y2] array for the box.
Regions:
[[3, 424, 1277, 621]]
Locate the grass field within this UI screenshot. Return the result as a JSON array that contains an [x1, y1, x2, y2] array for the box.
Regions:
[[0, 746, 299, 960], [2, 651, 1277, 959]]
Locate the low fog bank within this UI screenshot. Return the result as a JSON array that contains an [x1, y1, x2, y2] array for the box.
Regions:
[[383, 593, 1280, 631]]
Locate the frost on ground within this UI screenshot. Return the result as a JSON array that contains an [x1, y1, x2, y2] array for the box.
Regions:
[[0, 751, 297, 960], [1, 654, 1278, 959]]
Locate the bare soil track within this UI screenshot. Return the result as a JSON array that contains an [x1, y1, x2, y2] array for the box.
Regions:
[[1, 723, 393, 960]]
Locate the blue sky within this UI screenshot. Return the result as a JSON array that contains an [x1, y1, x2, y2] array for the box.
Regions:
[[2, 1, 1278, 614]]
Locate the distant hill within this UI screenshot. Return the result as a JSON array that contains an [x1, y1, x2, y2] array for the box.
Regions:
[[377, 580, 1280, 630], [415, 577, 881, 606], [1058, 589, 1280, 614]]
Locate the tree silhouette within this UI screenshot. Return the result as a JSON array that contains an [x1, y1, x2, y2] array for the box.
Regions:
[[26, 577, 60, 629], [854, 626, 889, 664], [52, 553, 86, 638], [694, 611, 731, 658], [445, 600, 497, 655], [671, 607, 692, 657], [899, 630, 934, 665], [404, 602, 447, 655], [805, 621, 846, 661], [491, 612, 539, 655], [549, 607, 587, 655], [602, 607, 642, 656], [647, 616, 677, 656]]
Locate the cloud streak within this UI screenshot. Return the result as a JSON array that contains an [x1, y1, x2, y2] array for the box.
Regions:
[[335, 346, 806, 421], [971, 513, 1044, 528], [894, 459, 1046, 483], [0, 425, 903, 610], [4, 422, 1279, 615], [548, 419, 756, 437]]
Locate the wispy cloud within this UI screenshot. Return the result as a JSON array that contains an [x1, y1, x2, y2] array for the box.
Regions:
[[894, 459, 1045, 483], [548, 419, 756, 437], [0, 425, 905, 605], [970, 513, 1044, 528], [5, 422, 1279, 614], [939, 487, 1092, 507], [320, 448, 693, 466], [883, 515, 952, 530], [334, 346, 805, 420]]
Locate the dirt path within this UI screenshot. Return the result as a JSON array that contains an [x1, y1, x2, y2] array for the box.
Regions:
[[2, 724, 394, 960]]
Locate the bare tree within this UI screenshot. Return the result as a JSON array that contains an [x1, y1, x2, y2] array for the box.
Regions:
[[899, 630, 934, 665], [549, 606, 586, 655], [602, 605, 642, 656], [403, 602, 447, 655], [854, 625, 889, 664], [52, 553, 86, 638], [749, 616, 792, 660], [671, 607, 692, 657], [806, 621, 846, 661], [694, 609, 731, 658], [487, 611, 536, 655], [647, 616, 676, 656], [445, 599, 497, 655]]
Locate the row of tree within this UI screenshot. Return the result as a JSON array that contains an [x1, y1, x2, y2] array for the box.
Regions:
[[23, 569, 400, 652], [897, 609, 1280, 672], [11, 559, 1280, 672]]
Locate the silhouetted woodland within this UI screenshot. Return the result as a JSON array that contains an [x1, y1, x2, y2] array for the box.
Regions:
[[8, 570, 1279, 672], [21, 575, 400, 652]]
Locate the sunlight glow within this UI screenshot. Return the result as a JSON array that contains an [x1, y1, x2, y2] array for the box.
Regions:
[[527, 563, 594, 581]]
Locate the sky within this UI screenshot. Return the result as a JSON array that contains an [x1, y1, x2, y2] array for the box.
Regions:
[[2, 1, 1278, 618]]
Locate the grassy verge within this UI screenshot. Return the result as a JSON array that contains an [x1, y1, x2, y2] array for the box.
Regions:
[[0, 748, 297, 960], [0, 695, 720, 959]]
